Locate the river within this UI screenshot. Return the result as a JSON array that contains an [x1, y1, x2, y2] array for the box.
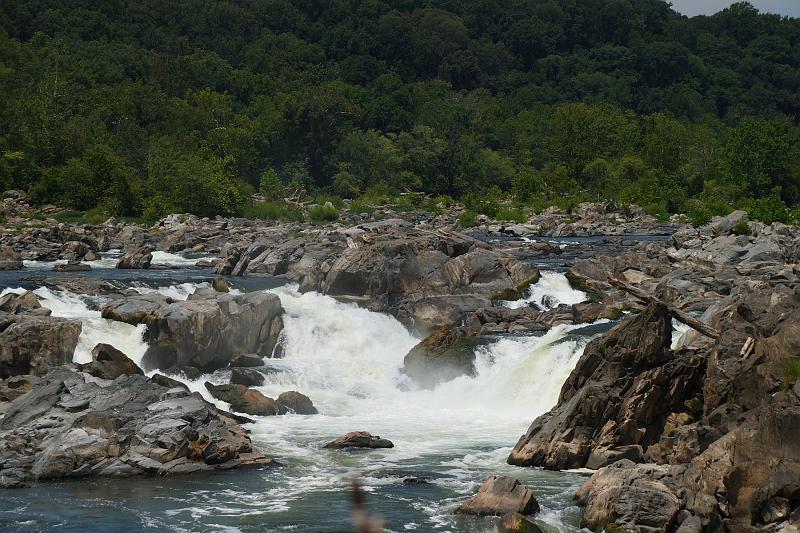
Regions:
[[0, 253, 607, 532]]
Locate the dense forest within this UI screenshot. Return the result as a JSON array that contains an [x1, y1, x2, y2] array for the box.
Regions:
[[1, 0, 799, 224]]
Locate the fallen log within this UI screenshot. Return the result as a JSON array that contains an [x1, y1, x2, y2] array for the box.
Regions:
[[608, 276, 721, 340]]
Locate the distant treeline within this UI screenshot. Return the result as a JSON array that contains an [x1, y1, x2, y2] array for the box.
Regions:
[[0, 0, 799, 223]]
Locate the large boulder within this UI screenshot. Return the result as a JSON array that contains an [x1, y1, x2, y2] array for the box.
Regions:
[[116, 246, 153, 269], [575, 460, 684, 533], [0, 369, 271, 486], [204, 382, 280, 416], [230, 368, 264, 387], [0, 313, 82, 378], [78, 344, 144, 380], [456, 475, 540, 516], [276, 391, 317, 415], [402, 326, 487, 389], [0, 245, 22, 270], [101, 290, 283, 372]]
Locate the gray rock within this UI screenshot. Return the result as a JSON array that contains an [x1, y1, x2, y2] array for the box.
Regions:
[[0, 369, 272, 486], [116, 246, 153, 269], [0, 313, 82, 378], [229, 354, 264, 367], [102, 290, 283, 372]]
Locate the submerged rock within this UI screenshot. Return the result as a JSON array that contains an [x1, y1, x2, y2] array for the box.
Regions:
[[0, 368, 271, 486], [323, 431, 393, 449], [53, 261, 91, 272], [456, 475, 540, 516], [498, 513, 544, 533], [276, 391, 317, 415]]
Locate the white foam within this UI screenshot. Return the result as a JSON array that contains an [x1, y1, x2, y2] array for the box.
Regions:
[[33, 287, 148, 364], [151, 251, 200, 267], [0, 287, 28, 297], [506, 271, 587, 310]]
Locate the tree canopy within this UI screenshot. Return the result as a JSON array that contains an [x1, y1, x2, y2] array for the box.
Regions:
[[1, 0, 799, 222]]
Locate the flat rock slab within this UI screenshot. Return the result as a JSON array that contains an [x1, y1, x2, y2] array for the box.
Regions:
[[456, 475, 540, 516]]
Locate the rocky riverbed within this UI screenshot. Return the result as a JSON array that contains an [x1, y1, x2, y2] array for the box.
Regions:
[[1, 190, 799, 532]]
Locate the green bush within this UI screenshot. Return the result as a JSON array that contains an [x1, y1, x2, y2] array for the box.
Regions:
[[495, 207, 527, 223], [243, 201, 304, 222], [784, 358, 800, 389], [259, 168, 284, 200], [458, 210, 478, 227], [309, 204, 339, 223], [746, 187, 790, 224], [732, 220, 751, 236]]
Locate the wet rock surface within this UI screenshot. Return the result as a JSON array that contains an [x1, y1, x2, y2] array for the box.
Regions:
[[0, 368, 271, 486]]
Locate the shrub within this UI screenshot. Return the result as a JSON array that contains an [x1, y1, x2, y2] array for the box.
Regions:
[[784, 358, 800, 389], [495, 207, 526, 223], [458, 210, 478, 227], [243, 201, 304, 222], [746, 187, 790, 224], [732, 220, 751, 236], [259, 168, 284, 200], [309, 204, 339, 223]]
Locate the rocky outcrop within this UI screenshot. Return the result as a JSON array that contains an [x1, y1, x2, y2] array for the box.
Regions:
[[0, 291, 50, 316], [101, 289, 283, 372], [456, 475, 540, 516], [230, 368, 264, 387], [116, 246, 153, 269], [0, 368, 271, 487], [0, 313, 82, 378], [497, 513, 544, 533], [0, 244, 22, 270], [323, 431, 393, 449], [508, 303, 704, 469]]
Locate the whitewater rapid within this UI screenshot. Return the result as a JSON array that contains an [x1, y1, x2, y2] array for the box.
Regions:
[[8, 272, 603, 531]]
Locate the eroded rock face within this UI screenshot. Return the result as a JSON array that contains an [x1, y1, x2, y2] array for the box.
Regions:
[[508, 303, 703, 470], [0, 368, 271, 486], [0, 313, 82, 378], [0, 291, 50, 316], [101, 289, 283, 372], [323, 431, 393, 449], [456, 475, 540, 516]]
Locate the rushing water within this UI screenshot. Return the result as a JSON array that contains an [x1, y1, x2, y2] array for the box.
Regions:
[[0, 268, 603, 532]]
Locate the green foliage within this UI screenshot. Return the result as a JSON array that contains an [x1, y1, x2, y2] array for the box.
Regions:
[[495, 208, 527, 223], [784, 358, 800, 389], [309, 204, 339, 224], [732, 220, 751, 236], [0, 1, 799, 218], [259, 169, 284, 201], [746, 187, 791, 224], [243, 201, 304, 223], [458, 210, 478, 228]]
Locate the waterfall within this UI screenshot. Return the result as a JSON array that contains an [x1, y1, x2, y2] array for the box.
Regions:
[[505, 271, 587, 310]]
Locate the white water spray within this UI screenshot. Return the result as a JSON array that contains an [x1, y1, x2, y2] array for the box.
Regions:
[[506, 271, 587, 310]]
